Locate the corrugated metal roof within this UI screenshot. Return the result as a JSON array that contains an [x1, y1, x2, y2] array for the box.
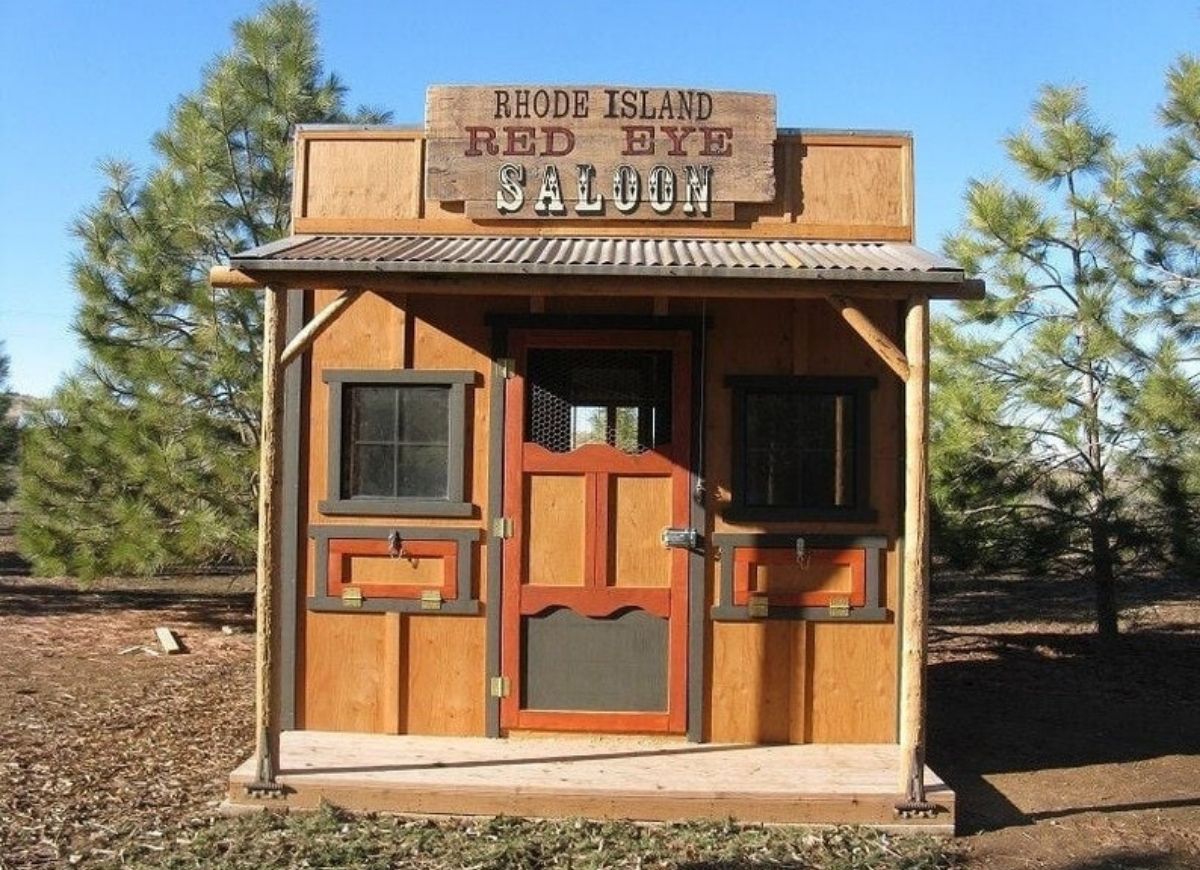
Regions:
[[230, 234, 977, 291]]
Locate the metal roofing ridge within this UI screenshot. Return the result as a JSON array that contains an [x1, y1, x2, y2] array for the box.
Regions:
[[230, 233, 964, 273]]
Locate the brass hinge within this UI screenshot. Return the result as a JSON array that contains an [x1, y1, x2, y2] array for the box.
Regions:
[[489, 676, 511, 698], [497, 358, 516, 379], [421, 589, 443, 611], [747, 593, 769, 619], [828, 595, 851, 618], [492, 516, 514, 539], [341, 587, 363, 608]]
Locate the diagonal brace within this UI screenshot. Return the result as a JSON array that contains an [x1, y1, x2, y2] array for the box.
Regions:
[[825, 295, 910, 382], [279, 290, 362, 367]]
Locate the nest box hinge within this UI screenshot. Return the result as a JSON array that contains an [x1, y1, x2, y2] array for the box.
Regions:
[[420, 589, 443, 611], [497, 358, 516, 380], [828, 595, 851, 618], [490, 676, 511, 698], [747, 593, 769, 619], [341, 587, 363, 608], [492, 516, 514, 539]]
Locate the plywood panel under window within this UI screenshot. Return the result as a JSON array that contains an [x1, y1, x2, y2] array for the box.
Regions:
[[807, 622, 896, 743], [610, 475, 671, 588], [525, 474, 586, 586], [709, 621, 803, 744], [303, 611, 392, 733], [404, 616, 486, 735]]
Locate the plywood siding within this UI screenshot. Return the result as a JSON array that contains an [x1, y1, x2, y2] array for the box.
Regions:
[[294, 289, 902, 743], [292, 129, 913, 241], [705, 298, 901, 744], [297, 133, 423, 222], [297, 289, 495, 735]]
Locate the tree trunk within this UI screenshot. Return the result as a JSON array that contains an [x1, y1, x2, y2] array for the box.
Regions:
[[1090, 515, 1119, 642]]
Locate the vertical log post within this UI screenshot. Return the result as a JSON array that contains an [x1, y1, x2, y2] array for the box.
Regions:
[[898, 295, 930, 804], [250, 284, 286, 793]]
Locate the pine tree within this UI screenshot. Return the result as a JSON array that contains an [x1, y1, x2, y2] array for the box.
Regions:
[[1118, 55, 1200, 571], [941, 86, 1145, 641], [17, 1, 388, 579], [0, 343, 16, 502]]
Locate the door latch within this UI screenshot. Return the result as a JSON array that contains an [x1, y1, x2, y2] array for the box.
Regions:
[[661, 527, 701, 550]]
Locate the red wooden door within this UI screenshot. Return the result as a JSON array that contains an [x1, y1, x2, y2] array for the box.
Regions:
[[501, 329, 692, 733]]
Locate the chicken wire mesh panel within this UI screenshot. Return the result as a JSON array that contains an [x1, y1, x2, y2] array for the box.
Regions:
[[525, 349, 673, 454]]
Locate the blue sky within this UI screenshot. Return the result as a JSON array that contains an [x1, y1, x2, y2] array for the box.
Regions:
[[0, 0, 1194, 395]]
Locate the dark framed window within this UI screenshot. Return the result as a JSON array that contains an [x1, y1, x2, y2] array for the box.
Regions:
[[726, 376, 877, 522], [320, 370, 474, 517]]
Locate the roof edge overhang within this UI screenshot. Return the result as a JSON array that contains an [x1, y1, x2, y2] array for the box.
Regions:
[[215, 265, 984, 301], [216, 234, 985, 300]]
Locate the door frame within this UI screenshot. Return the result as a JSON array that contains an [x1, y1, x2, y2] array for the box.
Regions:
[[498, 324, 696, 735]]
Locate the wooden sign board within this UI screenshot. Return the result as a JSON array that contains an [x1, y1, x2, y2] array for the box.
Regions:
[[425, 85, 776, 220]]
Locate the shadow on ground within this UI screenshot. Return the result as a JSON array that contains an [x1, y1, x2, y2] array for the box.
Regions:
[[928, 573, 1200, 837], [0, 578, 254, 631]]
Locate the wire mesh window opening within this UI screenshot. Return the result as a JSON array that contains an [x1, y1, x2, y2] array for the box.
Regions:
[[744, 391, 857, 509], [526, 349, 673, 454], [342, 385, 450, 499]]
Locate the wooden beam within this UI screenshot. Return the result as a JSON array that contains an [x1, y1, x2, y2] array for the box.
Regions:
[[250, 285, 287, 791], [898, 296, 930, 801], [209, 265, 262, 289], [826, 296, 910, 381], [279, 290, 360, 367]]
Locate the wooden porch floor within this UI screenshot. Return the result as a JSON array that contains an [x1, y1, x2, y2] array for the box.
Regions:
[[226, 731, 954, 832]]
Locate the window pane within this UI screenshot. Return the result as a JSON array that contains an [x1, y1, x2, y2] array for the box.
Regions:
[[350, 387, 396, 442], [396, 444, 449, 498], [398, 386, 449, 444], [570, 406, 609, 449], [744, 390, 855, 509], [341, 383, 452, 501], [527, 349, 672, 453], [348, 444, 395, 497]]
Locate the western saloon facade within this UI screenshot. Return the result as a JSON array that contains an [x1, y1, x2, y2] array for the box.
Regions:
[[215, 85, 981, 830]]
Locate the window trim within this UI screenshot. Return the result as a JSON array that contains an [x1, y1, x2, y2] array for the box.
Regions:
[[320, 369, 475, 518], [725, 375, 878, 523]]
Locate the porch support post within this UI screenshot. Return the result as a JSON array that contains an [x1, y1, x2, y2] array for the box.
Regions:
[[250, 283, 287, 792], [898, 294, 930, 802]]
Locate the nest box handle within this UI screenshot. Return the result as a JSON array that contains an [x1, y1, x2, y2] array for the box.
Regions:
[[387, 529, 405, 559], [795, 537, 810, 569]]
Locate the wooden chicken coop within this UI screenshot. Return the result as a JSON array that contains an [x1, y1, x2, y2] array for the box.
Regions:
[[213, 85, 982, 832]]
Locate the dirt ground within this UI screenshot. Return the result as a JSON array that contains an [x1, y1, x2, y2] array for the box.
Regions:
[[0, 508, 1197, 868], [928, 571, 1200, 868]]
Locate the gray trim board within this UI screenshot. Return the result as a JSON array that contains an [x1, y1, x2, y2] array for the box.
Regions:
[[307, 524, 481, 615], [710, 533, 890, 623], [279, 288, 304, 730], [686, 323, 707, 744], [484, 356, 507, 738], [320, 369, 476, 518]]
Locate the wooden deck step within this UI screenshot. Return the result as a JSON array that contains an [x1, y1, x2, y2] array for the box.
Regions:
[[227, 731, 955, 833]]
